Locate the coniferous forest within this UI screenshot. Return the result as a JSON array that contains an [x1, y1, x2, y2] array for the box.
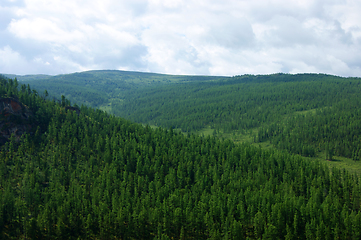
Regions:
[[1, 73, 361, 239]]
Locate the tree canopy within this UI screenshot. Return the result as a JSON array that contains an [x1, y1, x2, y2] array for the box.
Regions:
[[1, 74, 361, 239]]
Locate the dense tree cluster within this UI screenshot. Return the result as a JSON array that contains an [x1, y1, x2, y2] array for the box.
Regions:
[[1, 74, 361, 239], [256, 96, 361, 159], [109, 73, 361, 160], [21, 70, 227, 110], [111, 74, 361, 133]]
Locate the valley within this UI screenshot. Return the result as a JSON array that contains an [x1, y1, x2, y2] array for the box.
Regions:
[[1, 72, 361, 239], [18, 71, 361, 173]]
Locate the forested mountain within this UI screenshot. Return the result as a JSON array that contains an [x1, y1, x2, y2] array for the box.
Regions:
[[112, 73, 359, 132], [15, 70, 228, 109], [3, 74, 51, 82], [15, 71, 361, 169], [256, 96, 361, 159], [1, 74, 361, 239]]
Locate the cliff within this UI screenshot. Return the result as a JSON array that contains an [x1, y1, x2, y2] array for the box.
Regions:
[[0, 97, 34, 145]]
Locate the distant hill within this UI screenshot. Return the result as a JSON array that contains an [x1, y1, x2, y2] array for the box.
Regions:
[[3, 74, 51, 81], [14, 70, 228, 108], [6, 70, 361, 165]]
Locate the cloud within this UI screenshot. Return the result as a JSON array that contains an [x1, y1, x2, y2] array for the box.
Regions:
[[1, 0, 25, 8], [0, 45, 92, 74], [205, 18, 255, 49], [9, 18, 84, 43], [0, 46, 27, 71], [0, 9, 14, 30], [0, 0, 361, 77], [261, 16, 316, 48]]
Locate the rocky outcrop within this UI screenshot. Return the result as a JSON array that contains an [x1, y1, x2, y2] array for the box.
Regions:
[[0, 98, 34, 145], [65, 106, 80, 115]]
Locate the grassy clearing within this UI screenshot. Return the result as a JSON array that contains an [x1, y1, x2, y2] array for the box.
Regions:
[[310, 152, 361, 175], [197, 127, 273, 149], [294, 108, 318, 115], [252, 141, 275, 150], [176, 125, 361, 176], [197, 126, 258, 144], [99, 104, 112, 113], [222, 130, 255, 144], [222, 128, 361, 175], [197, 126, 215, 137], [142, 124, 159, 130]]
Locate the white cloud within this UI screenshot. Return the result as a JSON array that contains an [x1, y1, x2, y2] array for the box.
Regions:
[[0, 46, 27, 71], [9, 18, 84, 43], [0, 45, 92, 75], [1, 0, 361, 77]]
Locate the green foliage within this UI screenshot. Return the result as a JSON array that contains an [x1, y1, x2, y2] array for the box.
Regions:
[[257, 96, 361, 159], [111, 73, 359, 133], [20, 70, 227, 109], [19, 71, 361, 162], [1, 74, 361, 239]]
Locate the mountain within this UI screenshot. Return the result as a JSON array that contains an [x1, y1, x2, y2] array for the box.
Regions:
[[13, 70, 229, 109], [3, 74, 51, 81], [16, 71, 361, 168], [1, 74, 361, 239]]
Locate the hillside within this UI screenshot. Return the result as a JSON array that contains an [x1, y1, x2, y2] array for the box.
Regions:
[[15, 70, 228, 109], [111, 73, 357, 132], [1, 74, 361, 239], [17, 71, 361, 166], [3, 74, 51, 81]]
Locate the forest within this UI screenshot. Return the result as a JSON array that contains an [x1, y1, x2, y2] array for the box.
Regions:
[[16, 70, 228, 109], [26, 71, 360, 164], [1, 73, 361, 239], [108, 73, 361, 163]]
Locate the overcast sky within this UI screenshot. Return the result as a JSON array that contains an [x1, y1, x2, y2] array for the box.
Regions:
[[1, 0, 361, 77]]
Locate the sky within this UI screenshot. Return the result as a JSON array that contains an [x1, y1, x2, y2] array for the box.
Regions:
[[1, 0, 361, 77]]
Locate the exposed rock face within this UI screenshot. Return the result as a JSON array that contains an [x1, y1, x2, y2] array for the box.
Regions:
[[65, 106, 80, 115], [0, 98, 34, 145]]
